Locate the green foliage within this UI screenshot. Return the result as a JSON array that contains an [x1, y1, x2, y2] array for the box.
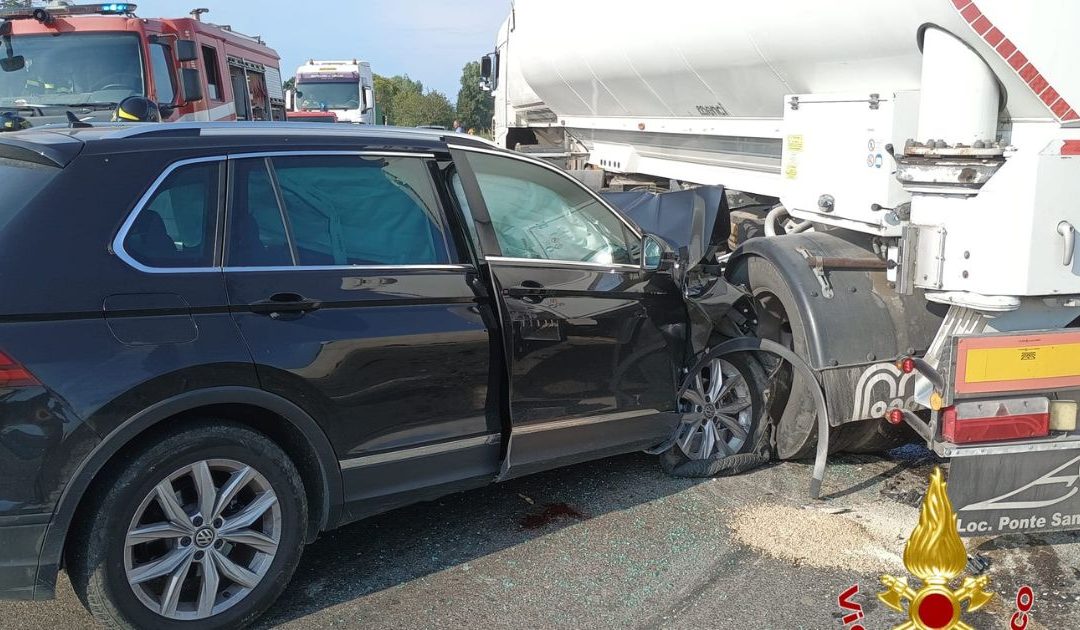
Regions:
[[373, 73, 453, 128], [0, 0, 31, 8], [456, 61, 493, 133], [283, 76, 295, 93]]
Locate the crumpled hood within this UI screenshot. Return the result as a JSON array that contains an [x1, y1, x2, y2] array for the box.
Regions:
[[605, 185, 748, 357], [602, 185, 729, 268]]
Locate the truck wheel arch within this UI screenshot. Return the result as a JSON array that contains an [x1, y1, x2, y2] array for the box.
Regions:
[[726, 232, 945, 440], [726, 232, 909, 372]]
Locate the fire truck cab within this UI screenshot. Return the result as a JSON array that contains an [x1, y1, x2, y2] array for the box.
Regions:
[[0, 2, 285, 127]]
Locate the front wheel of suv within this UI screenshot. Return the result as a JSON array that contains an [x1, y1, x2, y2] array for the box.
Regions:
[[68, 422, 307, 630], [660, 352, 770, 475]]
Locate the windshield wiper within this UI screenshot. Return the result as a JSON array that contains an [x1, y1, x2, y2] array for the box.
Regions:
[[41, 101, 119, 111], [0, 104, 46, 116]]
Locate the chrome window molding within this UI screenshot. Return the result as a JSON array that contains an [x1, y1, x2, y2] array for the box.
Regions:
[[224, 264, 472, 273], [449, 144, 643, 240], [339, 433, 499, 470], [112, 156, 227, 275], [114, 151, 450, 274], [512, 409, 658, 435], [486, 256, 641, 271]]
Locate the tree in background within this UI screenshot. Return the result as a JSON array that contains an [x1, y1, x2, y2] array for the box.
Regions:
[[283, 77, 295, 93], [456, 61, 493, 133], [0, 1, 31, 8], [374, 74, 454, 128]]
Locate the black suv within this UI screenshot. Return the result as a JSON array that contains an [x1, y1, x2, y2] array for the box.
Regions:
[[0, 123, 766, 628]]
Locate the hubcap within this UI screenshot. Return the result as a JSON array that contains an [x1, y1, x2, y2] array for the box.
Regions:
[[193, 528, 215, 548], [675, 358, 754, 460], [124, 459, 281, 621]]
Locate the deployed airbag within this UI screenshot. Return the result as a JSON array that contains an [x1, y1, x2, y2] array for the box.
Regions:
[[602, 185, 729, 266]]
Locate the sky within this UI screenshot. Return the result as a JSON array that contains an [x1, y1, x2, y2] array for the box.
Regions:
[[138, 0, 511, 100]]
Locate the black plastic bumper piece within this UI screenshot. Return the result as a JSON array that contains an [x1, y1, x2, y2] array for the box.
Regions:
[[0, 520, 48, 600]]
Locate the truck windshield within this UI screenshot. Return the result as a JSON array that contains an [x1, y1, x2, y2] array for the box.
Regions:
[[0, 33, 144, 108], [297, 81, 360, 110]]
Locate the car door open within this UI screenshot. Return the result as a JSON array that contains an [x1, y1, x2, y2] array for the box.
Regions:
[[449, 146, 684, 479]]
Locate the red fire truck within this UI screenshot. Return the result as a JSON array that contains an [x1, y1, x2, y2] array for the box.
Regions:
[[0, 2, 285, 126]]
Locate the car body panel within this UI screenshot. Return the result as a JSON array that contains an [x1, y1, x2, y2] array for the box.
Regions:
[[0, 124, 707, 602], [448, 147, 686, 478]]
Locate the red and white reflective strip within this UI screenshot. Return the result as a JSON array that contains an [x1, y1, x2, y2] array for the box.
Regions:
[[952, 0, 1079, 122]]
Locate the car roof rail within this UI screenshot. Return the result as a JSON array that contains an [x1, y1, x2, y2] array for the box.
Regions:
[[100, 121, 502, 145]]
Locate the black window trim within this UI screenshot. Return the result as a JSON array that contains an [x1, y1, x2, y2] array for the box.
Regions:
[[112, 156, 226, 274], [448, 144, 643, 270]]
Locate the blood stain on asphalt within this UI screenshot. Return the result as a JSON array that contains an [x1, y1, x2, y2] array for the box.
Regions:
[[520, 503, 585, 529]]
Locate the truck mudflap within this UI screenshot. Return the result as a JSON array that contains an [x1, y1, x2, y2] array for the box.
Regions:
[[947, 444, 1080, 536], [904, 328, 1080, 535]]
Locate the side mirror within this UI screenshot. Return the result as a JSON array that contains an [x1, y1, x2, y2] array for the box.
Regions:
[[362, 85, 374, 113], [480, 54, 493, 81], [180, 67, 204, 103], [479, 53, 497, 92], [0, 55, 24, 72], [642, 234, 673, 272], [176, 39, 199, 63]]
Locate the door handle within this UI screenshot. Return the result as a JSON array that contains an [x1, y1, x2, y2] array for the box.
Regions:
[[249, 293, 323, 316], [506, 281, 546, 304], [1058, 221, 1076, 267]]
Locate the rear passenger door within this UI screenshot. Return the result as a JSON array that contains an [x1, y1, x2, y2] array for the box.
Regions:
[[223, 151, 498, 516]]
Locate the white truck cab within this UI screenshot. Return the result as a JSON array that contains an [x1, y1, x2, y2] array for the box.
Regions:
[[289, 59, 375, 124]]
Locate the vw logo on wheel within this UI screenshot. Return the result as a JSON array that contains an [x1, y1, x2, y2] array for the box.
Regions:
[[194, 527, 216, 548]]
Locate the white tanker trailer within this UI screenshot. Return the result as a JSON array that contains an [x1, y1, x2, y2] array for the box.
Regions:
[[483, 0, 1080, 533]]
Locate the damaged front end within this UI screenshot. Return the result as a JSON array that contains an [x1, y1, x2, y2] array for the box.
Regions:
[[604, 186, 831, 495]]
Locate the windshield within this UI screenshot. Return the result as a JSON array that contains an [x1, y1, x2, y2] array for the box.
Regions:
[[296, 81, 361, 111], [0, 33, 144, 108]]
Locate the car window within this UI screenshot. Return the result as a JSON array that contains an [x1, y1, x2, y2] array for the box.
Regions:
[[149, 43, 176, 104], [227, 159, 293, 267], [124, 161, 219, 268], [460, 152, 637, 265], [259, 155, 450, 267]]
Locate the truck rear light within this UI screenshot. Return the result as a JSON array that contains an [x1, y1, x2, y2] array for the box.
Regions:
[[0, 351, 39, 388], [1050, 400, 1078, 432], [941, 397, 1049, 444]]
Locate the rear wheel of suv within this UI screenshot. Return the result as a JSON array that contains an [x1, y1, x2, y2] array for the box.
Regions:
[[68, 422, 307, 630]]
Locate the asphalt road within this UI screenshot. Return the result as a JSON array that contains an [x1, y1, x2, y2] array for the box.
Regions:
[[3, 447, 1078, 629]]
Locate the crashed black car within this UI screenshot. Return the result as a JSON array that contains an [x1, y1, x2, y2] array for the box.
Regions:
[[0, 122, 782, 629]]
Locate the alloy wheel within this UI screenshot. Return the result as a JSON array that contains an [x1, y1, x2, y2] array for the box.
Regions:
[[124, 458, 281, 621], [675, 358, 754, 459]]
